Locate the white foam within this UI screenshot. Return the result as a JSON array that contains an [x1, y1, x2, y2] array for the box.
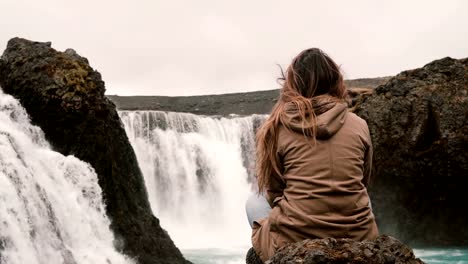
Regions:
[[0, 89, 133, 264], [120, 111, 265, 249]]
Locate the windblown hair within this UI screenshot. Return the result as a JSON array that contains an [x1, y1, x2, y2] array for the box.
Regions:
[[256, 48, 347, 194]]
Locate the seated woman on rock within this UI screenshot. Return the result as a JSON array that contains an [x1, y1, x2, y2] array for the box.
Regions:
[[246, 48, 378, 262]]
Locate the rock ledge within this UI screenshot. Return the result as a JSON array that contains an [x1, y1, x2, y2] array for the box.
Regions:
[[247, 235, 424, 264]]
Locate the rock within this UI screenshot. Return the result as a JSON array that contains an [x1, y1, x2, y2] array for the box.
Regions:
[[246, 235, 423, 264], [0, 38, 190, 264], [246, 247, 263, 264], [354, 57, 468, 246]]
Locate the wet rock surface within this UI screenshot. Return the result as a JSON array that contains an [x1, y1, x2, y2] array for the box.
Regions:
[[0, 38, 190, 264], [354, 57, 468, 246], [247, 235, 424, 264]]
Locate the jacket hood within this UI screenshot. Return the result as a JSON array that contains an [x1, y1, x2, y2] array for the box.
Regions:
[[282, 97, 348, 139]]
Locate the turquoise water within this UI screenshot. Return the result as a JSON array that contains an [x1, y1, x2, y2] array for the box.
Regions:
[[183, 248, 247, 264], [183, 248, 468, 264], [414, 248, 468, 264]]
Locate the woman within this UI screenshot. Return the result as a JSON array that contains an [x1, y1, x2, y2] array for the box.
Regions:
[[246, 48, 378, 262]]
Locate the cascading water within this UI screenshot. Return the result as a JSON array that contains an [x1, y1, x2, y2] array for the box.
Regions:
[[0, 89, 133, 264], [119, 111, 265, 251]]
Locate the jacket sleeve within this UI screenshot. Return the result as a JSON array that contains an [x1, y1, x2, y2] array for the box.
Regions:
[[266, 174, 285, 207], [362, 124, 373, 187], [265, 140, 286, 207]]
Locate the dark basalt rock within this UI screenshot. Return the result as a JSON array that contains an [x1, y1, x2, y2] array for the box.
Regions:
[[248, 235, 424, 264], [354, 57, 468, 246], [246, 247, 264, 264], [0, 38, 190, 264]]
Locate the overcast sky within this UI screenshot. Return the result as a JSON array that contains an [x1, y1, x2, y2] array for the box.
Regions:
[[1, 0, 467, 96]]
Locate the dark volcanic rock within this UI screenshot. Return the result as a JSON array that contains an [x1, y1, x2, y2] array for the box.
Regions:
[[354, 57, 468, 246], [260, 235, 424, 264], [0, 38, 190, 264], [246, 247, 264, 264]]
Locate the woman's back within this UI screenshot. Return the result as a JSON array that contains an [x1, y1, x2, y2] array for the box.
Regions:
[[279, 98, 372, 208], [251, 98, 378, 261], [276, 98, 377, 236]]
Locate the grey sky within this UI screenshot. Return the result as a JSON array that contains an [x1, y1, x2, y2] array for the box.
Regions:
[[1, 0, 467, 96]]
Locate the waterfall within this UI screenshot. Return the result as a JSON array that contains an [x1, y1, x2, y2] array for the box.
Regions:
[[0, 89, 133, 264], [119, 111, 266, 250]]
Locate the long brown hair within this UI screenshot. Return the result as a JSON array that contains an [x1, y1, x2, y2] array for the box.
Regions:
[[256, 48, 347, 193]]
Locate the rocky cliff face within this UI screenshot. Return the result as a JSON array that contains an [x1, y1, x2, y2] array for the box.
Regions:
[[355, 57, 468, 246], [0, 38, 190, 264]]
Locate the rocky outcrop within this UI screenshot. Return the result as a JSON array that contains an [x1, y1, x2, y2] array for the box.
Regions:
[[246, 235, 424, 264], [107, 78, 389, 115], [354, 57, 468, 246], [0, 38, 190, 264]]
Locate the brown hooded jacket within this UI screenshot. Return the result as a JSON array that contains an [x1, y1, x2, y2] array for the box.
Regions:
[[252, 97, 378, 262]]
